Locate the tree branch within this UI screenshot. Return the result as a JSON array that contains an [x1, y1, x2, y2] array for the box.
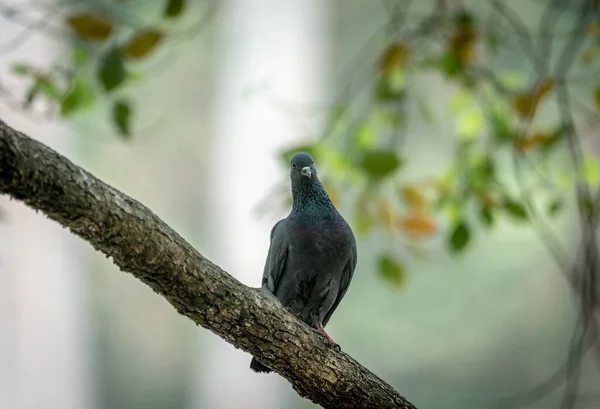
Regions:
[[0, 119, 416, 409]]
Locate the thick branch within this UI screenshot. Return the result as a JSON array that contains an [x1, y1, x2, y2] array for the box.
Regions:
[[0, 119, 416, 409]]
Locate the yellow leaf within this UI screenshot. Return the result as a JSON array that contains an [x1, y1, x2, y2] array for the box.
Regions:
[[379, 43, 409, 77], [449, 27, 477, 64], [399, 212, 436, 238], [123, 30, 163, 59], [457, 109, 484, 140], [581, 49, 596, 65], [588, 22, 600, 35], [377, 199, 397, 228], [405, 241, 428, 260], [512, 78, 554, 119], [583, 156, 600, 185], [66, 14, 112, 41], [400, 185, 427, 209], [595, 87, 600, 111]]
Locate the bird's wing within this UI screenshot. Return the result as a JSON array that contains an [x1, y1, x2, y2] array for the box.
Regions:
[[323, 238, 357, 326], [261, 219, 289, 293]]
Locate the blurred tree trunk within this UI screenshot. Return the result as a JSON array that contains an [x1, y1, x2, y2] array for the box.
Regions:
[[0, 2, 94, 407], [190, 1, 333, 408]]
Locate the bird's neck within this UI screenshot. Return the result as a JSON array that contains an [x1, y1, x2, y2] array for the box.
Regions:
[[291, 180, 335, 216]]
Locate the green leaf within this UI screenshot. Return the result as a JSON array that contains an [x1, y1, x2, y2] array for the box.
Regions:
[[113, 99, 132, 138], [479, 206, 494, 227], [438, 53, 462, 77], [98, 47, 126, 92], [492, 110, 513, 142], [449, 220, 470, 253], [22, 75, 61, 109], [354, 125, 376, 148], [583, 156, 600, 185], [359, 149, 402, 178], [374, 78, 405, 102], [547, 198, 563, 216], [479, 157, 495, 180], [72, 46, 91, 66], [60, 77, 94, 117], [377, 254, 405, 288], [23, 86, 39, 109], [455, 11, 475, 28], [499, 71, 526, 88], [35, 76, 61, 100], [502, 199, 528, 221], [579, 196, 595, 215], [457, 109, 484, 140], [164, 0, 185, 17], [354, 193, 374, 235], [540, 126, 565, 151], [11, 63, 33, 76], [470, 157, 496, 192]]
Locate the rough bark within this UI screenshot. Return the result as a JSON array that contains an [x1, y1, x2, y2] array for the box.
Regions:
[[0, 119, 417, 409]]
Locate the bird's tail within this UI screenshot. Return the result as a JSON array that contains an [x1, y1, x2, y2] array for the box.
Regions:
[[250, 357, 272, 374]]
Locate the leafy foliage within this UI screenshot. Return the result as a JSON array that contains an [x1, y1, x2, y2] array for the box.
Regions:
[[377, 254, 405, 288], [98, 48, 127, 92], [6, 1, 213, 139], [264, 3, 600, 281], [113, 100, 132, 138], [4, 1, 600, 286], [449, 221, 470, 253]]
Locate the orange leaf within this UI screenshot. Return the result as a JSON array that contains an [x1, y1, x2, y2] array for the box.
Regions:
[[379, 43, 409, 77], [512, 78, 554, 119], [513, 131, 552, 153], [399, 212, 437, 238], [400, 185, 427, 209], [66, 14, 112, 40]]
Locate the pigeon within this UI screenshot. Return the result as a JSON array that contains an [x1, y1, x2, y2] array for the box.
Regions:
[[250, 152, 357, 373]]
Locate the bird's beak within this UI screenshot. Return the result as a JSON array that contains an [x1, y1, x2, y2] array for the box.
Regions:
[[301, 166, 312, 179]]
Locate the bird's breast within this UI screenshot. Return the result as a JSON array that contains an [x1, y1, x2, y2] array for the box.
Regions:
[[288, 221, 352, 265]]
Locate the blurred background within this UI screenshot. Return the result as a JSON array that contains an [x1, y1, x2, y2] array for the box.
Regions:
[[1, 0, 599, 408]]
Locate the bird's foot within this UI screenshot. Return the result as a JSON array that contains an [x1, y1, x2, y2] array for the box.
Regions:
[[316, 323, 341, 351]]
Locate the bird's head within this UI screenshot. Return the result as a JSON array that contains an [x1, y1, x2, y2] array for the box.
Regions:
[[290, 152, 317, 184]]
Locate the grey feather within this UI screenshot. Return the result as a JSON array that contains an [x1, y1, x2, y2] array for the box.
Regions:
[[251, 152, 357, 374]]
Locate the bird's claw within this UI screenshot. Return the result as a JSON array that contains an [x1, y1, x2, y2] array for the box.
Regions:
[[315, 323, 341, 350]]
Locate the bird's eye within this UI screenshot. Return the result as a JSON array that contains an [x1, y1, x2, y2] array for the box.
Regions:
[[292, 163, 296, 168]]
